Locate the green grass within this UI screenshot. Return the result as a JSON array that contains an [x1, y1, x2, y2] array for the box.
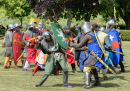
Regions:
[[0, 40, 130, 91]]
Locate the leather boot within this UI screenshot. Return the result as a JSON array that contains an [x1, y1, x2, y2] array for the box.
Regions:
[[81, 72, 90, 89], [92, 68, 101, 86], [35, 74, 49, 87], [63, 71, 72, 88], [119, 61, 125, 72]]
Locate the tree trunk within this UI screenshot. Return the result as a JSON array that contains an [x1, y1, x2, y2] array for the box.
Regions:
[[67, 8, 71, 28], [20, 18, 22, 26], [123, 13, 130, 30]]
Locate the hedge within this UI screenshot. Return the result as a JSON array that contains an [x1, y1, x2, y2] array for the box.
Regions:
[[0, 29, 130, 41], [120, 30, 130, 41]]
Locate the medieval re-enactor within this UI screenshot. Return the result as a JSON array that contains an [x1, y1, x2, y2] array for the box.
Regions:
[[37, 22, 47, 36], [35, 31, 72, 88], [64, 25, 78, 73], [69, 22, 102, 89], [13, 23, 24, 68], [22, 22, 39, 71], [4, 24, 14, 68], [98, 27, 116, 73], [106, 20, 125, 72], [91, 23, 116, 80]]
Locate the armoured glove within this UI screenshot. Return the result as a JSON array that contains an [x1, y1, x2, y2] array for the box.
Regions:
[[108, 46, 116, 53], [75, 46, 87, 51], [68, 40, 74, 47], [38, 36, 43, 41], [29, 42, 35, 47], [27, 42, 29, 45]]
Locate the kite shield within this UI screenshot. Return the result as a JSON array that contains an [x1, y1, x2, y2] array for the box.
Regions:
[[51, 23, 68, 49], [12, 32, 23, 65]]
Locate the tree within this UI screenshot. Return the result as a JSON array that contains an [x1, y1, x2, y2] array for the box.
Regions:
[[99, 0, 130, 30], [27, 0, 100, 28], [2, 0, 31, 26]]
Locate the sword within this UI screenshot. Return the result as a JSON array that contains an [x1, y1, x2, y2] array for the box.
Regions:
[[64, 52, 75, 57], [106, 49, 124, 55], [108, 57, 114, 67]]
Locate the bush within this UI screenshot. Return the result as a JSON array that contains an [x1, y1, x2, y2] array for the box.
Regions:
[[120, 30, 130, 41], [0, 29, 6, 35]]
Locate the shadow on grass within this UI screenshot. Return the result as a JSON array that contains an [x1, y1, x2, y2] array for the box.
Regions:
[[53, 83, 120, 88], [97, 83, 120, 88], [53, 83, 84, 87], [101, 75, 129, 82]]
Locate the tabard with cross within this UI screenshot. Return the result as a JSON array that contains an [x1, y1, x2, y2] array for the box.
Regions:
[[12, 32, 23, 65]]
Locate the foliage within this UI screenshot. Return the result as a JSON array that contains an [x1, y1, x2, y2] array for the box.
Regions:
[[1, 0, 31, 21], [27, 0, 100, 22], [62, 0, 100, 21], [0, 29, 6, 35], [99, 0, 130, 29]]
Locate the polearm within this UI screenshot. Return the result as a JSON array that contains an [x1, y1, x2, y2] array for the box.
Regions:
[[16, 45, 28, 62], [86, 47, 117, 76]]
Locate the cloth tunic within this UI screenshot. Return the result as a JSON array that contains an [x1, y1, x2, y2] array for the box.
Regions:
[[84, 33, 103, 68], [65, 33, 75, 64], [40, 36, 68, 75], [23, 29, 39, 63]]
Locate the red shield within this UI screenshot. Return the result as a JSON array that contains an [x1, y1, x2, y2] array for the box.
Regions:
[[12, 33, 23, 65]]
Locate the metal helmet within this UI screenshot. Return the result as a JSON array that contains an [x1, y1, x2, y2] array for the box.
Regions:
[[28, 22, 35, 29], [14, 23, 20, 28], [81, 22, 92, 35], [106, 20, 115, 30], [37, 22, 43, 27], [64, 25, 70, 31], [99, 27, 106, 32], [107, 20, 115, 25], [43, 31, 51, 40], [8, 24, 15, 31]]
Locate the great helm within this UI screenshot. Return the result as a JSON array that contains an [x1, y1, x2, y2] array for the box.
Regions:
[[99, 27, 106, 32], [14, 23, 20, 28], [81, 22, 92, 35], [28, 22, 35, 29], [43, 31, 51, 40], [8, 24, 15, 31]]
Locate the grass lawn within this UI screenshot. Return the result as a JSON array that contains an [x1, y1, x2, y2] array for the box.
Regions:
[[0, 40, 130, 91]]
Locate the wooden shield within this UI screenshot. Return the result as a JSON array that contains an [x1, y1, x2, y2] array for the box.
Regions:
[[12, 33, 23, 65]]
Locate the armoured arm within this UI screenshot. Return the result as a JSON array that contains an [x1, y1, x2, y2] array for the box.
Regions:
[[104, 36, 111, 48], [23, 36, 27, 45], [69, 34, 92, 48], [9, 32, 13, 46], [104, 36, 115, 53], [19, 30, 24, 35]]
